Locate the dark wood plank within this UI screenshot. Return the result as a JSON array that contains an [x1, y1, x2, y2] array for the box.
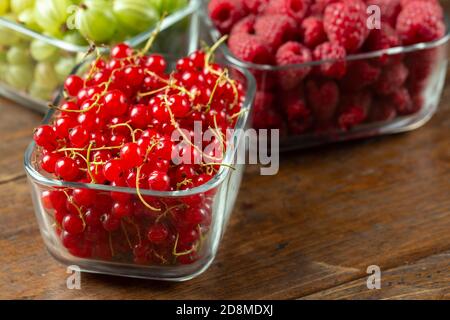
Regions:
[[0, 99, 42, 183], [302, 251, 450, 300]]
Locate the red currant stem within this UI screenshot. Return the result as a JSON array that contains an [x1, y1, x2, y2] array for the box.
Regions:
[[176, 178, 193, 191], [155, 203, 186, 223], [197, 224, 205, 252], [57, 145, 122, 153], [206, 70, 227, 113], [164, 96, 223, 162], [84, 46, 102, 85], [121, 221, 133, 250], [108, 232, 115, 257], [125, 217, 142, 245], [85, 143, 96, 183], [172, 233, 198, 257], [63, 190, 86, 230], [140, 13, 167, 55], [153, 250, 168, 264], [138, 85, 169, 97], [205, 35, 228, 67], [135, 165, 162, 212], [109, 122, 136, 142], [230, 108, 247, 120]]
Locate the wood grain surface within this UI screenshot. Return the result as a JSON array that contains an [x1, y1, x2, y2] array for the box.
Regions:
[[1, 2, 450, 300]]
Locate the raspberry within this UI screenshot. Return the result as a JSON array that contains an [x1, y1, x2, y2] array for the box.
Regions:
[[264, 0, 311, 22], [369, 100, 397, 122], [374, 62, 408, 95], [254, 14, 297, 52], [310, 0, 339, 15], [275, 41, 312, 90], [400, 0, 443, 18], [244, 0, 270, 13], [323, 0, 369, 53], [364, 24, 400, 52], [340, 61, 381, 92], [396, 1, 445, 45], [406, 49, 437, 83], [313, 42, 347, 79], [300, 17, 327, 49], [228, 33, 274, 64], [253, 91, 283, 129], [281, 90, 311, 121], [230, 15, 256, 35], [388, 87, 415, 115], [363, 24, 401, 65], [365, 0, 401, 27], [208, 0, 247, 34], [337, 91, 372, 130], [305, 79, 339, 126]]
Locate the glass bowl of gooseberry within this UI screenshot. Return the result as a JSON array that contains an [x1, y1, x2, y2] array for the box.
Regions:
[[24, 42, 255, 281], [0, 0, 198, 113]]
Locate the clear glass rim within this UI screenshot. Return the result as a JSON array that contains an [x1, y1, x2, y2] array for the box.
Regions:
[[201, 7, 450, 71], [0, 0, 200, 53], [23, 59, 256, 197]]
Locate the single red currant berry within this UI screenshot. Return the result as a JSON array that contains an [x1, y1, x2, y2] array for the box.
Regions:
[[41, 153, 60, 173], [42, 190, 66, 211], [103, 159, 125, 182], [103, 90, 128, 117], [62, 214, 85, 235], [69, 125, 89, 148], [85, 208, 102, 227], [60, 101, 79, 117], [133, 243, 149, 258], [54, 116, 76, 138], [120, 143, 144, 168], [147, 170, 171, 191], [129, 104, 149, 129], [189, 50, 206, 68], [61, 231, 82, 249], [54, 209, 66, 225], [152, 103, 170, 122], [168, 94, 190, 118], [72, 188, 96, 207], [111, 43, 132, 59], [55, 157, 80, 181], [112, 201, 133, 219], [123, 66, 144, 87], [64, 75, 84, 96], [147, 224, 169, 243], [176, 57, 195, 72], [144, 54, 167, 74], [102, 214, 120, 232], [179, 228, 199, 244], [34, 125, 56, 150]]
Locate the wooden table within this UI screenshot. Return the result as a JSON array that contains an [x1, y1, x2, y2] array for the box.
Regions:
[[1, 16, 450, 302]]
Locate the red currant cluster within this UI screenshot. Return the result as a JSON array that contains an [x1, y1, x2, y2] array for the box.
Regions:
[[33, 42, 246, 265]]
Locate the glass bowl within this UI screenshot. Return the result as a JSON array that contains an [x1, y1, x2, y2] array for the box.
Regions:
[[0, 0, 200, 113], [24, 58, 255, 281], [202, 7, 450, 150]]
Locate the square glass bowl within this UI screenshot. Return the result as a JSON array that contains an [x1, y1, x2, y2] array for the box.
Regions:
[[202, 8, 450, 150], [24, 57, 255, 281], [0, 0, 199, 113]]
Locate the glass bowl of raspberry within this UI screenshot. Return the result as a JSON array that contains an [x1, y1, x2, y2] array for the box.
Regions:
[[0, 0, 199, 114], [24, 43, 255, 281], [204, 0, 450, 149]]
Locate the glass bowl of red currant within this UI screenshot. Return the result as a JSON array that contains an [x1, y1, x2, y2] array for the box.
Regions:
[[203, 0, 450, 150], [24, 42, 255, 281]]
